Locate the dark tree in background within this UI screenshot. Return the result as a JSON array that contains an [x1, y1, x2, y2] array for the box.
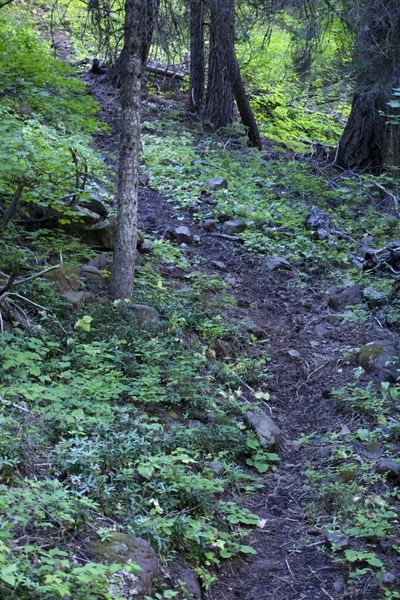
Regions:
[[211, 0, 262, 149], [188, 0, 205, 112], [203, 1, 235, 127], [336, 0, 400, 173]]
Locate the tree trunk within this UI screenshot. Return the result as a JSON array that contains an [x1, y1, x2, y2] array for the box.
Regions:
[[336, 0, 400, 173], [109, 0, 144, 300], [188, 0, 205, 112], [336, 91, 388, 173], [210, 0, 262, 149], [203, 2, 234, 128]]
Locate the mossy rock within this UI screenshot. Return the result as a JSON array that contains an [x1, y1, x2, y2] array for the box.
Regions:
[[358, 341, 400, 382], [90, 533, 159, 599]]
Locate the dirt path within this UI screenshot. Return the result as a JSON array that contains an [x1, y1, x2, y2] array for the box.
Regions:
[[85, 71, 391, 600]]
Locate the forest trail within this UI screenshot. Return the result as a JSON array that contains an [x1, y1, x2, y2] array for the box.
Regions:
[[84, 69, 395, 600]]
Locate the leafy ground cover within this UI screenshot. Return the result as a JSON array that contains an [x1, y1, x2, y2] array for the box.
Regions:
[[1, 3, 400, 600]]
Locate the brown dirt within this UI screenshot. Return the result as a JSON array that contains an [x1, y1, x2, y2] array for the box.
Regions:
[[84, 70, 397, 600]]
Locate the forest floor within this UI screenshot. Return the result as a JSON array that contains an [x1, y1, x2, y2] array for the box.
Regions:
[[2, 16, 399, 598], [83, 66, 400, 600]]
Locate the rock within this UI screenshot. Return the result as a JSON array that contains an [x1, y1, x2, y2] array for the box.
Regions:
[[207, 460, 224, 476], [238, 318, 265, 339], [80, 194, 109, 218], [287, 349, 301, 360], [206, 177, 228, 191], [381, 571, 396, 585], [139, 174, 150, 187], [85, 252, 113, 271], [314, 323, 328, 338], [325, 531, 350, 550], [222, 219, 246, 235], [83, 219, 117, 249], [375, 458, 400, 481], [358, 340, 400, 382], [305, 206, 332, 240], [246, 412, 283, 448], [72, 205, 102, 226], [265, 256, 291, 271], [80, 264, 103, 284], [90, 534, 159, 599], [140, 240, 153, 254], [169, 226, 194, 244], [61, 290, 93, 307], [210, 260, 227, 271], [173, 561, 201, 600], [333, 578, 345, 594], [202, 218, 218, 232], [328, 283, 363, 310], [128, 304, 160, 327]]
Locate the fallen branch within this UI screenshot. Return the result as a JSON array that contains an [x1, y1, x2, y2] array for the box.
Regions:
[[146, 63, 185, 80]]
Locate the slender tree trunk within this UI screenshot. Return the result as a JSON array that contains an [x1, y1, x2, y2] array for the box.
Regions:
[[203, 2, 234, 128], [188, 0, 205, 112], [109, 0, 144, 300], [336, 0, 400, 173], [206, 0, 262, 149]]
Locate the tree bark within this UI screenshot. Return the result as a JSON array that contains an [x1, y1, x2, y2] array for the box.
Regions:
[[109, 0, 144, 300], [188, 0, 205, 112], [336, 0, 400, 173], [203, 2, 234, 128], [206, 0, 262, 149]]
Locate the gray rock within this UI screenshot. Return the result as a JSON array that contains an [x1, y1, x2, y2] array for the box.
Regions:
[[265, 256, 291, 271], [170, 226, 194, 244], [90, 534, 159, 599], [328, 283, 363, 310], [80, 194, 109, 218], [238, 318, 265, 339], [73, 205, 102, 226], [140, 240, 153, 254], [86, 252, 113, 271], [358, 340, 400, 382], [305, 206, 332, 240], [207, 460, 224, 475], [381, 571, 396, 585], [202, 218, 218, 232], [246, 412, 283, 448], [222, 219, 247, 235], [80, 264, 103, 284], [128, 304, 160, 327], [325, 531, 350, 549], [333, 578, 345, 593], [61, 290, 92, 307], [206, 177, 228, 191], [173, 561, 202, 600], [139, 174, 150, 187], [287, 349, 301, 360], [376, 458, 400, 481], [83, 219, 117, 249]]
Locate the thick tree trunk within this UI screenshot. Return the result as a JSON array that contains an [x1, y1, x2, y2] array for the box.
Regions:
[[188, 0, 205, 112], [336, 92, 388, 173], [203, 3, 234, 128], [336, 0, 400, 173], [109, 0, 144, 300], [210, 0, 262, 149]]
